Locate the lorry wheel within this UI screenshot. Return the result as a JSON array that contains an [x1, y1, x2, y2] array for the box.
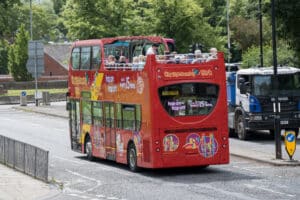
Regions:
[[236, 115, 248, 140]]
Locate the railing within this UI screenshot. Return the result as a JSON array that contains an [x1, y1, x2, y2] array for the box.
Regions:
[[104, 52, 218, 71], [0, 135, 49, 182]]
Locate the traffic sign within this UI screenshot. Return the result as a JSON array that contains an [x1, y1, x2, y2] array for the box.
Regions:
[[21, 91, 26, 97], [284, 130, 296, 160], [26, 40, 44, 78]]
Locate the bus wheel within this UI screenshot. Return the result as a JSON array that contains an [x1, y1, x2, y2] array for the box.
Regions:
[[236, 115, 248, 140], [85, 136, 94, 161], [127, 143, 139, 172]]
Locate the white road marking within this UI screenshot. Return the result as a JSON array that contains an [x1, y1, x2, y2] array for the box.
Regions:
[[195, 184, 258, 200], [244, 183, 296, 197], [53, 155, 84, 165]]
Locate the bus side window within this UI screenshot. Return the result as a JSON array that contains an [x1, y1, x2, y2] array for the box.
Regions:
[[92, 46, 101, 70], [81, 47, 91, 70], [71, 47, 80, 70], [122, 105, 135, 130], [92, 101, 103, 126], [116, 103, 122, 129], [135, 105, 141, 131]]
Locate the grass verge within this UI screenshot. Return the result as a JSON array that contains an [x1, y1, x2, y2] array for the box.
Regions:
[[0, 88, 67, 97]]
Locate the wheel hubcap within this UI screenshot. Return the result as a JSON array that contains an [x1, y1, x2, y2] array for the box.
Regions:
[[86, 141, 92, 154], [129, 149, 135, 168]]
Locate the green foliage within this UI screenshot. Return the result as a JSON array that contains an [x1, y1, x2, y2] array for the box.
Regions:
[[52, 0, 66, 15], [17, 4, 58, 41], [0, 39, 9, 74], [8, 24, 32, 81], [0, 0, 21, 39], [275, 0, 300, 60], [241, 41, 299, 68]]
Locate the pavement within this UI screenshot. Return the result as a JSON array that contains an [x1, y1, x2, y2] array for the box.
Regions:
[[1, 101, 300, 199]]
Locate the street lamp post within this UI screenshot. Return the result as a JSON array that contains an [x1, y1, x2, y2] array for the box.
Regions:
[[259, 0, 263, 67], [271, 0, 282, 159], [226, 0, 231, 63]]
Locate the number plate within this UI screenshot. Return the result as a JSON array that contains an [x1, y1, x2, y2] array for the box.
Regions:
[[280, 120, 289, 125]]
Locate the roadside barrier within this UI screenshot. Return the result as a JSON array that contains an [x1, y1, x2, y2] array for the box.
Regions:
[[0, 135, 49, 182]]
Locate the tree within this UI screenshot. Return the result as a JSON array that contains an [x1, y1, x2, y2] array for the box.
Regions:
[[153, 0, 225, 52], [0, 39, 9, 74], [62, 0, 130, 40], [0, 0, 21, 40], [274, 1, 300, 60], [8, 24, 32, 81], [52, 0, 66, 15], [17, 3, 59, 41], [241, 41, 298, 68]]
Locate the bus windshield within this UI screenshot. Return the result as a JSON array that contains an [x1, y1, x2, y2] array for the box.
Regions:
[[252, 73, 300, 96], [159, 83, 219, 117]]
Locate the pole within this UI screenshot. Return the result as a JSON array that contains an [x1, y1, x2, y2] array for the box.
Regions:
[[259, 0, 263, 67], [34, 42, 38, 106], [271, 0, 281, 159], [226, 0, 231, 63], [30, 0, 32, 40], [30, 1, 38, 106]]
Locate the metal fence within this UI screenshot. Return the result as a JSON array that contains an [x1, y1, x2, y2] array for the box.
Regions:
[[0, 135, 49, 182]]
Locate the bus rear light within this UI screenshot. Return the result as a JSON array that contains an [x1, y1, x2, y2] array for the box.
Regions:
[[155, 140, 159, 145], [223, 136, 227, 141], [156, 148, 160, 152], [157, 69, 161, 72], [222, 144, 227, 148]]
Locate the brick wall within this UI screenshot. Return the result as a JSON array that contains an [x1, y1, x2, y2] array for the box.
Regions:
[[43, 53, 68, 76]]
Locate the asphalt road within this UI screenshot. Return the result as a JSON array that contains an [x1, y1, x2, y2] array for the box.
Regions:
[[0, 105, 299, 200]]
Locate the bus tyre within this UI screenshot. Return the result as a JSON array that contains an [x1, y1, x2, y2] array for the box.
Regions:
[[85, 136, 94, 161], [236, 115, 248, 140], [128, 143, 139, 172]]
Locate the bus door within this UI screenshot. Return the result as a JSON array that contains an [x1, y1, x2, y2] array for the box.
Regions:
[[69, 100, 81, 152], [104, 102, 116, 160]]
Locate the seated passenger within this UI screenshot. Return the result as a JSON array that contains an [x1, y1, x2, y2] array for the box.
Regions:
[[192, 50, 203, 64], [166, 51, 177, 63], [146, 43, 159, 55], [119, 56, 127, 64], [206, 47, 218, 61], [157, 55, 167, 63], [107, 55, 116, 64], [132, 56, 139, 70], [138, 55, 146, 70]]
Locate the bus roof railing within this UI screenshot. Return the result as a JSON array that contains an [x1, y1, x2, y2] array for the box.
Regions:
[[104, 52, 219, 71]]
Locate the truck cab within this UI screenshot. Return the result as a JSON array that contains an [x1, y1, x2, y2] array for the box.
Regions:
[[227, 66, 300, 140]]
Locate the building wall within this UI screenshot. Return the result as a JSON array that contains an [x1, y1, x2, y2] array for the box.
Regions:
[[43, 53, 68, 76]]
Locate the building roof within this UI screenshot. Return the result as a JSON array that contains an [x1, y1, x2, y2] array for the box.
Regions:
[[44, 43, 72, 70]]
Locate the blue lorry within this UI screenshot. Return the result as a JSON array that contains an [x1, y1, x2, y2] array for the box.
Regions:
[[227, 66, 300, 140]]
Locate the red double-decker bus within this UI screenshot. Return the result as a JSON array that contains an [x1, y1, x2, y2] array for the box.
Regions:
[[67, 36, 229, 171]]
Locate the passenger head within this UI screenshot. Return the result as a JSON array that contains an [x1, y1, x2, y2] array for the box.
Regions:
[[133, 56, 139, 63], [119, 56, 126, 63], [194, 49, 202, 58], [210, 48, 217, 56], [108, 55, 116, 63], [138, 55, 146, 63]]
